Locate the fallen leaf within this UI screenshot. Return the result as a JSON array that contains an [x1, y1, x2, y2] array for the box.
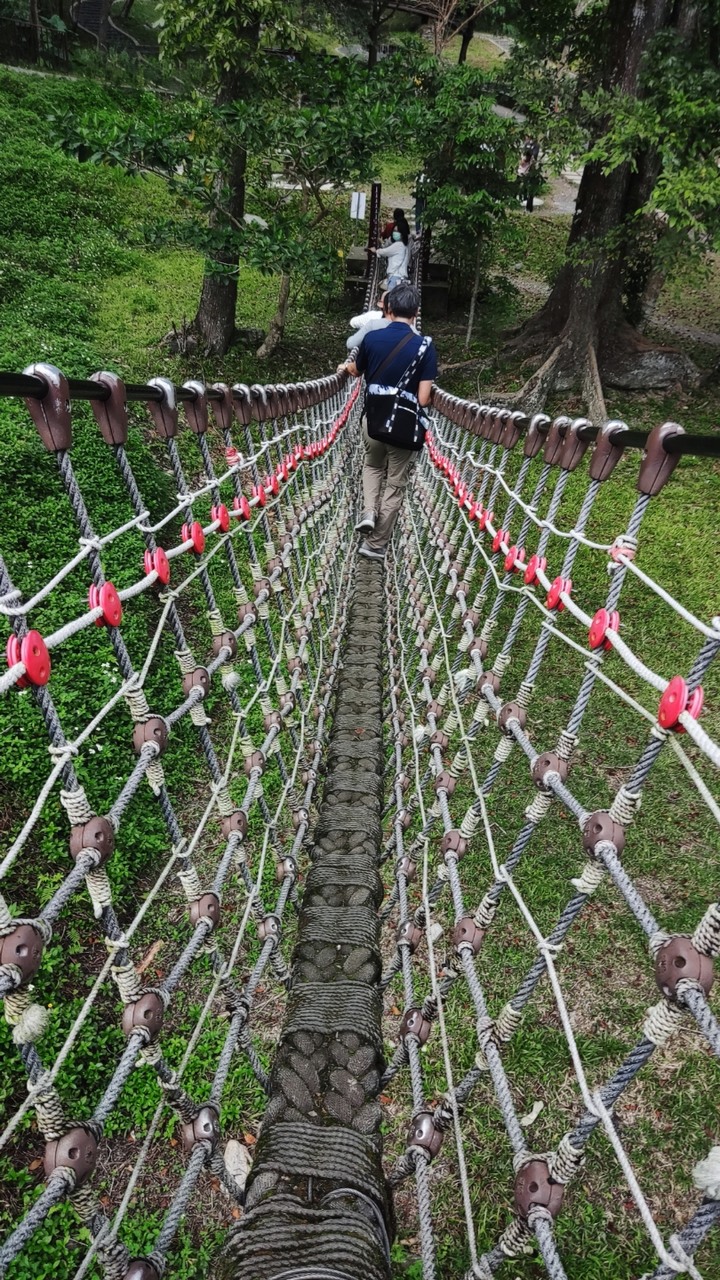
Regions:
[[243, 1132, 256, 1146], [28, 1158, 42, 1172], [380, 1094, 392, 1105], [231, 1207, 241, 1219], [137, 939, 165, 975], [390, 1006, 401, 1016], [519, 1100, 544, 1128]]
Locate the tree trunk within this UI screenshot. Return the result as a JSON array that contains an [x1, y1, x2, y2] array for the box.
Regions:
[[96, 0, 113, 48], [191, 138, 247, 356], [190, 27, 259, 356], [502, 0, 698, 418], [465, 238, 482, 348], [120, 0, 136, 17], [256, 274, 292, 359], [458, 18, 475, 63], [367, 23, 380, 69], [29, 0, 40, 30]]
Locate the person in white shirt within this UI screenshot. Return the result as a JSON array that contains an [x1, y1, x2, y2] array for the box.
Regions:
[[348, 292, 386, 330], [348, 304, 381, 330], [346, 290, 418, 352], [371, 229, 409, 288], [346, 294, 391, 351]]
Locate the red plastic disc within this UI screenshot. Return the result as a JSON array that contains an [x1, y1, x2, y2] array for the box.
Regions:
[[523, 554, 546, 586], [681, 685, 705, 730], [6, 634, 27, 688], [505, 546, 525, 574], [253, 483, 267, 507], [658, 676, 688, 730], [212, 504, 230, 534], [155, 547, 170, 585], [89, 581, 122, 628], [182, 521, 205, 555], [546, 576, 571, 611], [658, 676, 704, 732], [588, 607, 610, 650], [233, 495, 251, 522], [586, 606, 614, 650], [20, 630, 51, 686], [492, 529, 506, 554]]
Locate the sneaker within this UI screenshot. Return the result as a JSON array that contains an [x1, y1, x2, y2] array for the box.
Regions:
[[358, 542, 386, 562], [355, 510, 376, 533]]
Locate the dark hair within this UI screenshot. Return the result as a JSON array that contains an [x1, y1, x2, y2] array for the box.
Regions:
[[386, 283, 420, 319], [392, 207, 410, 245]]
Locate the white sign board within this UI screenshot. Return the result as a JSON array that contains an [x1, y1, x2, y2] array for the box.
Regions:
[[350, 191, 367, 221]]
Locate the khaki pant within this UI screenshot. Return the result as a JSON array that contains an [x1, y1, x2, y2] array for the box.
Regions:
[[362, 423, 418, 550]]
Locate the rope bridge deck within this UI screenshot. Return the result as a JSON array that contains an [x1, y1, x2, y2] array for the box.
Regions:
[[0, 342, 718, 1279]]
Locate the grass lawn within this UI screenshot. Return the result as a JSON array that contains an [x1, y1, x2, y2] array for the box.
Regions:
[[441, 33, 507, 71]]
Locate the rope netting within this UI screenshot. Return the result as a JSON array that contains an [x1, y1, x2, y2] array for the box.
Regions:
[[0, 363, 365, 1278], [377, 395, 720, 1280], [0, 251, 719, 1280]]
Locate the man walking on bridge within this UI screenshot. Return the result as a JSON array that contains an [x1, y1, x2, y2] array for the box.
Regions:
[[337, 283, 437, 562]]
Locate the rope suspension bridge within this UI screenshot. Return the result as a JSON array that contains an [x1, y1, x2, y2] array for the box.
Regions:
[[0, 244, 719, 1280]]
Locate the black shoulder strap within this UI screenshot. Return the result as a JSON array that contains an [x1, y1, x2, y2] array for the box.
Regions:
[[398, 336, 430, 386], [371, 329, 415, 385]]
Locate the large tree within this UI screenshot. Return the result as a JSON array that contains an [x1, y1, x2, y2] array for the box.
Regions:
[[50, 47, 414, 359], [158, 0, 292, 356], [497, 0, 711, 420], [418, 63, 520, 345], [237, 51, 410, 354]]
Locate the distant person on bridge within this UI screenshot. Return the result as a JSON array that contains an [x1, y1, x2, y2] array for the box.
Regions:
[[371, 226, 410, 289], [337, 283, 437, 563], [381, 207, 411, 242], [518, 137, 541, 212]]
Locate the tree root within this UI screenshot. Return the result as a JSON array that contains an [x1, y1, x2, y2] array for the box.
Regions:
[[501, 341, 566, 415], [486, 327, 698, 422], [581, 341, 607, 426]]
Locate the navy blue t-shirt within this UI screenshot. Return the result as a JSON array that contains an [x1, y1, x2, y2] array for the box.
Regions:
[[355, 322, 438, 394]]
